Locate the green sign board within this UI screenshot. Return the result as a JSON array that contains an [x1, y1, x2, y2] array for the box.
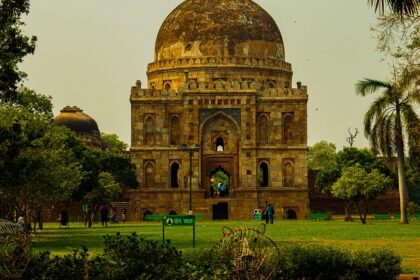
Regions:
[[162, 215, 195, 226]]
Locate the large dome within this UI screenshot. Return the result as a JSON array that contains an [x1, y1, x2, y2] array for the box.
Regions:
[[54, 106, 100, 139], [155, 0, 285, 62]]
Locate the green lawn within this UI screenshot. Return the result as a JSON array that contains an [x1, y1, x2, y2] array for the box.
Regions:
[[32, 220, 420, 274]]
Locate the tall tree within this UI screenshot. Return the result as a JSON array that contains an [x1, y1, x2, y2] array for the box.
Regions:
[[356, 69, 419, 223], [368, 0, 419, 16], [308, 141, 338, 171], [332, 166, 392, 224], [0, 0, 37, 104], [0, 105, 82, 231]]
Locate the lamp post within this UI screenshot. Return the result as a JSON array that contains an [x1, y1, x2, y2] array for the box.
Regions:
[[181, 144, 200, 214]]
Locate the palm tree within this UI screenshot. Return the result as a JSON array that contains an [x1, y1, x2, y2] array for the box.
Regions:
[[356, 69, 419, 223], [367, 0, 419, 16]]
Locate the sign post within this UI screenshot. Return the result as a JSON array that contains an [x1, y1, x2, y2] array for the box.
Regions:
[[161, 215, 196, 248]]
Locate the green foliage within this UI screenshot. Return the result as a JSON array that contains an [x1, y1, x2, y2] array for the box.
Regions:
[[408, 202, 420, 215], [100, 132, 128, 151], [0, 0, 37, 104], [315, 147, 392, 194], [85, 172, 122, 208], [276, 245, 349, 280], [211, 170, 229, 188], [23, 232, 403, 280], [0, 106, 82, 221], [368, 0, 419, 16], [0, 222, 31, 278], [347, 249, 401, 280], [101, 232, 185, 280], [23, 248, 109, 280], [332, 166, 392, 223], [308, 140, 338, 171], [332, 167, 391, 201]]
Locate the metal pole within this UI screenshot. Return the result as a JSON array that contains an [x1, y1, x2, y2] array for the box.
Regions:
[[189, 149, 193, 213]]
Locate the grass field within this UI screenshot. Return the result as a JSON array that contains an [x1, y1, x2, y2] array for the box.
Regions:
[[32, 220, 420, 274]]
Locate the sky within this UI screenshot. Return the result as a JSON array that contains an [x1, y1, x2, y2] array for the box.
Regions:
[[20, 0, 391, 149]]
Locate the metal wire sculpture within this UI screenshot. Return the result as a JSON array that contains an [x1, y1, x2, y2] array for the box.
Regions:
[[0, 222, 31, 279], [216, 223, 279, 280]]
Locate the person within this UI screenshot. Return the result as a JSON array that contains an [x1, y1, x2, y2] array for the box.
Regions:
[[17, 214, 24, 226], [82, 203, 89, 227], [210, 184, 215, 198], [263, 201, 269, 224], [99, 204, 109, 227], [122, 208, 127, 222], [217, 182, 221, 198], [267, 203, 275, 224]]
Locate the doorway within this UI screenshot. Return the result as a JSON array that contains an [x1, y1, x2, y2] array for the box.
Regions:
[[212, 202, 229, 220], [210, 167, 230, 198]]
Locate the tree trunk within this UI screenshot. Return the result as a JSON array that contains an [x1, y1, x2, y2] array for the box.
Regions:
[[344, 202, 354, 222], [355, 202, 366, 224], [395, 108, 409, 224]]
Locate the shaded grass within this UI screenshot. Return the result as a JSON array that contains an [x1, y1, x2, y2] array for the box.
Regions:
[[31, 220, 420, 273]]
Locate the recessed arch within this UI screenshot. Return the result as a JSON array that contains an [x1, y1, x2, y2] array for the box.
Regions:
[[170, 162, 180, 188], [144, 162, 155, 188], [283, 161, 294, 188], [259, 161, 269, 187], [143, 210, 153, 221], [144, 116, 155, 145], [164, 81, 172, 91], [170, 115, 180, 145], [258, 114, 269, 145], [286, 209, 297, 220], [216, 137, 225, 151], [283, 113, 294, 144], [266, 81, 275, 89]]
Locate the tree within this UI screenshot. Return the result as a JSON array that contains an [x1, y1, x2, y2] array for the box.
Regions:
[[332, 166, 392, 224], [356, 70, 419, 223], [72, 145, 138, 227], [100, 132, 128, 151], [0, 0, 37, 104], [0, 105, 82, 232], [368, 0, 419, 17], [308, 141, 338, 171], [84, 172, 122, 228]]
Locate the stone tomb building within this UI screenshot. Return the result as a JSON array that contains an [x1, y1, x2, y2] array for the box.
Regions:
[[129, 0, 309, 220]]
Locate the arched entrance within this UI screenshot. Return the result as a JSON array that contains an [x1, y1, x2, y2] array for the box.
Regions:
[[210, 167, 230, 198], [200, 113, 239, 196]]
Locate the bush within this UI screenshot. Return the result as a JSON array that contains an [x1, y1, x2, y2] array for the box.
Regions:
[[276, 245, 349, 280], [346, 249, 401, 280], [22, 233, 401, 280], [23, 248, 109, 280], [100, 232, 185, 280]]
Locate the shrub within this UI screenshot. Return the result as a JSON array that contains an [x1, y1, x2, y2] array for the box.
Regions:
[[346, 249, 401, 280], [276, 244, 349, 280], [100, 232, 185, 280], [23, 248, 109, 280], [183, 249, 233, 280]]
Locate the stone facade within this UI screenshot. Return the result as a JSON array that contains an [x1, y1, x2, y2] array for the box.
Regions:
[[128, 0, 309, 220]]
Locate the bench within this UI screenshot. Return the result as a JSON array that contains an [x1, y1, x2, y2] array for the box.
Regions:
[[374, 214, 391, 220], [309, 213, 330, 220]]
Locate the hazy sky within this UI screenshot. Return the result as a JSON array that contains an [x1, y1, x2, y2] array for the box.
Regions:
[[21, 0, 391, 148]]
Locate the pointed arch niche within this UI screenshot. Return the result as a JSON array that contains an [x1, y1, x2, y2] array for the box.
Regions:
[[170, 161, 180, 188], [144, 161, 155, 188], [258, 161, 269, 187], [144, 115, 156, 145], [170, 115, 181, 145], [282, 112, 294, 144], [283, 159, 294, 188], [258, 114, 269, 145]]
